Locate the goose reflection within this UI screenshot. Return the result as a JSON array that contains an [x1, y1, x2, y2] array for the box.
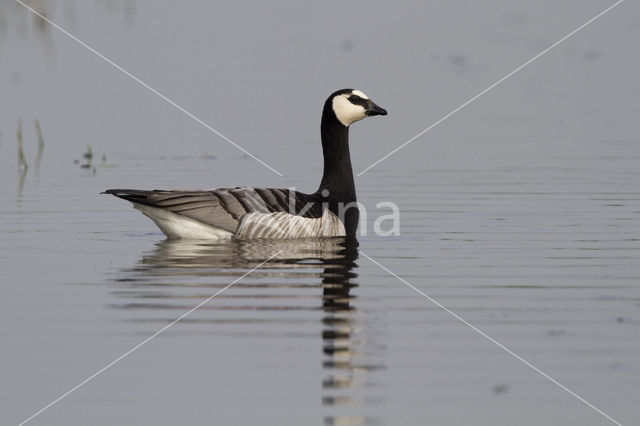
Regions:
[[113, 237, 383, 425]]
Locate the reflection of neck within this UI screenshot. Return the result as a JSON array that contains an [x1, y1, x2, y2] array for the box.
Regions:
[[322, 240, 358, 312], [321, 239, 358, 391]]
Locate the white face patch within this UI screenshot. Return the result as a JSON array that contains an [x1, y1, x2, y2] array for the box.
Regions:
[[351, 89, 369, 99], [332, 94, 367, 127]]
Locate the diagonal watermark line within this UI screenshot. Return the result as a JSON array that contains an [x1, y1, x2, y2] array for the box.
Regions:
[[357, 0, 625, 176], [17, 251, 282, 426], [16, 0, 283, 176], [359, 250, 624, 426]]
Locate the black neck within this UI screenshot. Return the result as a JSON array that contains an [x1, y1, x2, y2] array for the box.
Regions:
[[318, 108, 356, 202], [316, 102, 358, 235]]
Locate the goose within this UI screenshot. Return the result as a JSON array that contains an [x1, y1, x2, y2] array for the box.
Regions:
[[104, 89, 387, 239]]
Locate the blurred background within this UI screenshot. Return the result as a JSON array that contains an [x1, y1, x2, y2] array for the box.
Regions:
[[2, 0, 638, 185]]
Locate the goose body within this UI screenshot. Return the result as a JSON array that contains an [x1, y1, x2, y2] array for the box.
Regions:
[[105, 89, 387, 239]]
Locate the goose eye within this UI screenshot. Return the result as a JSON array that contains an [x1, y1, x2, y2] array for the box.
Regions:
[[348, 95, 359, 102]]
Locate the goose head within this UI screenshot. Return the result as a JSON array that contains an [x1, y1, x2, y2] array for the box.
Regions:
[[328, 88, 387, 127]]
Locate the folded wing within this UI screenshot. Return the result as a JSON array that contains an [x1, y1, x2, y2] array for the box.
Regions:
[[104, 187, 332, 238]]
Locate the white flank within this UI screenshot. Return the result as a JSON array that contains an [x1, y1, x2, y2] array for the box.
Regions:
[[133, 203, 234, 239], [332, 94, 367, 127], [236, 209, 346, 239]]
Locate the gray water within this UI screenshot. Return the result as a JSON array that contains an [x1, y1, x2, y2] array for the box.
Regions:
[[1, 1, 639, 425]]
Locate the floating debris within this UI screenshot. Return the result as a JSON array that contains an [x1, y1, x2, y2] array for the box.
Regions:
[[79, 145, 93, 169], [75, 146, 115, 172], [75, 145, 94, 170], [83, 145, 93, 160]]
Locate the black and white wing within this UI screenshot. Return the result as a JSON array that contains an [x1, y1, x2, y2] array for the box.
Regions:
[[104, 187, 345, 239]]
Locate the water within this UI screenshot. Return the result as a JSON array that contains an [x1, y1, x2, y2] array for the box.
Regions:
[[1, 1, 639, 425]]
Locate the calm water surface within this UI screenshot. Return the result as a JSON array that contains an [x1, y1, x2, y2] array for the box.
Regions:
[[1, 1, 639, 425]]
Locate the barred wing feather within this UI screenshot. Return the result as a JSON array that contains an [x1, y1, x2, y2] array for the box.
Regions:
[[104, 187, 333, 239]]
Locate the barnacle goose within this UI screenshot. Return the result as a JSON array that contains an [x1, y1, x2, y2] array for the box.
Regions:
[[105, 89, 387, 239]]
